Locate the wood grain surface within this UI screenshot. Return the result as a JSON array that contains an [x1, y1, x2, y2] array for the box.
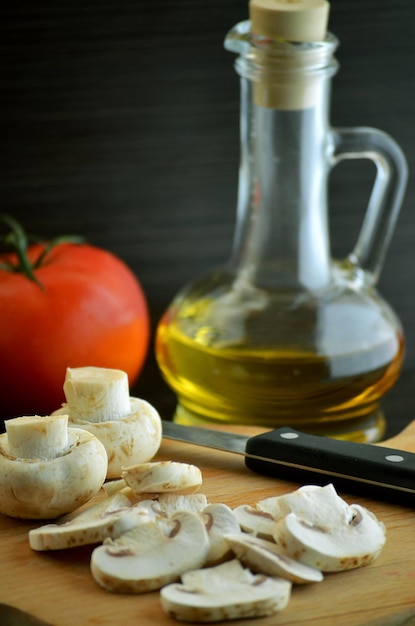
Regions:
[[1, 426, 415, 626]]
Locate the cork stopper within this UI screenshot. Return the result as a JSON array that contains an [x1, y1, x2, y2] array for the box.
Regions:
[[250, 0, 329, 42], [249, 0, 331, 109]]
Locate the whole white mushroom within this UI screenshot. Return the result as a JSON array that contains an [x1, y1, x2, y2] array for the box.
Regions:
[[52, 366, 162, 478], [0, 414, 108, 519]]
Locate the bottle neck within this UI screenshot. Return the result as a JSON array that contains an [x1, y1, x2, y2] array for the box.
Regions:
[[227, 24, 338, 291]]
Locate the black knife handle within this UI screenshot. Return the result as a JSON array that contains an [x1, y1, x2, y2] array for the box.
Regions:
[[245, 427, 415, 505]]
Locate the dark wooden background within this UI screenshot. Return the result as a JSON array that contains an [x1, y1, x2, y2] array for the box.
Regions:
[[0, 0, 414, 438]]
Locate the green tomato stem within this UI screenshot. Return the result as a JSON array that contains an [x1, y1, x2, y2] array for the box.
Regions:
[[0, 214, 84, 287]]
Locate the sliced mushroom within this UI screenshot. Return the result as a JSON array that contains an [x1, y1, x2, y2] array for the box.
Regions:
[[233, 486, 324, 539], [52, 366, 162, 479], [158, 493, 209, 516], [90, 510, 210, 593], [225, 533, 323, 584], [29, 492, 151, 551], [125, 494, 209, 522], [102, 478, 127, 496], [233, 504, 278, 540], [134, 494, 240, 565], [275, 484, 350, 521], [160, 559, 292, 622], [255, 495, 285, 519], [121, 461, 202, 495], [131, 498, 166, 520], [202, 503, 241, 565], [273, 485, 386, 572], [0, 414, 107, 519]]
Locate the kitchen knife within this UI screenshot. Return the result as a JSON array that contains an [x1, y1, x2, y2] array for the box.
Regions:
[[162, 421, 415, 505]]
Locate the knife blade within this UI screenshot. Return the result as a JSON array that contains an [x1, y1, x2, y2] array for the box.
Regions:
[[0, 603, 53, 625], [162, 421, 415, 505]]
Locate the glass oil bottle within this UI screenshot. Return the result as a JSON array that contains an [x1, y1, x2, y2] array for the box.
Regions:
[[156, 0, 407, 442]]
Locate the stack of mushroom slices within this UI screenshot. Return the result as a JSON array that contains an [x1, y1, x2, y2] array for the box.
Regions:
[[29, 471, 386, 623]]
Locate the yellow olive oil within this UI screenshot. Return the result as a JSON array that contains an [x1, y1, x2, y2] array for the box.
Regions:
[[156, 294, 404, 442]]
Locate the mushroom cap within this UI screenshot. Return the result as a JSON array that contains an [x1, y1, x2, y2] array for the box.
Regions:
[[54, 397, 162, 478], [90, 510, 210, 593], [160, 559, 292, 622], [0, 427, 107, 519]]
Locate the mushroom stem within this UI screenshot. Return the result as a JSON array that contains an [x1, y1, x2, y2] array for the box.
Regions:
[[63, 366, 131, 422], [5, 414, 69, 460]]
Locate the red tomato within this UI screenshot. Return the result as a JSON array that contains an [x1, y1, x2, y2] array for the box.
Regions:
[[0, 241, 150, 418]]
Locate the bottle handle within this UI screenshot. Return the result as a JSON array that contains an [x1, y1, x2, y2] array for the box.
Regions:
[[330, 127, 408, 284]]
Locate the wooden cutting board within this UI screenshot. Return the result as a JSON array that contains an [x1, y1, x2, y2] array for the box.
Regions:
[[1, 424, 415, 626]]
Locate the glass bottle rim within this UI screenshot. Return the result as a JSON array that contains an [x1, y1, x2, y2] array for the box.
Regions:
[[225, 20, 339, 79]]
